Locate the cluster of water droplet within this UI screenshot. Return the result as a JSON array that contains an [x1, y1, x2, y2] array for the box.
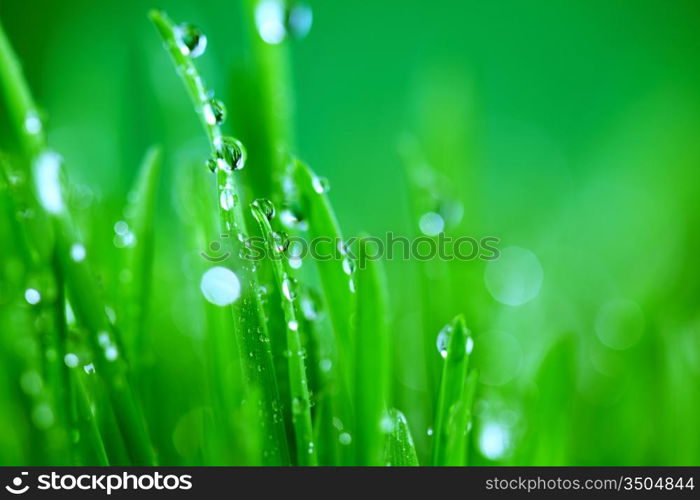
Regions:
[[209, 136, 246, 173]]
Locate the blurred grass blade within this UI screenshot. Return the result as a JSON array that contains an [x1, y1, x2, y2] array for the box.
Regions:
[[68, 366, 110, 466], [432, 314, 472, 466], [120, 145, 162, 360], [0, 17, 156, 466], [384, 408, 419, 466], [354, 237, 389, 465], [251, 200, 317, 465]]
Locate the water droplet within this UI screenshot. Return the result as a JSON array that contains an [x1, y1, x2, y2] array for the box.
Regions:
[[419, 211, 445, 236], [32, 403, 55, 430], [339, 432, 352, 445], [203, 98, 226, 125], [319, 358, 332, 372], [311, 175, 329, 194], [220, 188, 236, 211], [288, 319, 299, 331], [174, 23, 207, 58], [255, 0, 286, 44], [281, 275, 296, 301], [348, 278, 356, 293], [435, 323, 475, 359], [427, 427, 434, 436], [114, 220, 129, 236], [24, 110, 42, 134], [595, 299, 644, 350], [206, 158, 217, 173], [24, 288, 41, 305], [484, 246, 543, 306], [279, 208, 308, 231], [380, 413, 395, 434], [34, 151, 64, 214], [105, 345, 119, 362], [286, 2, 313, 39], [271, 231, 289, 253], [83, 363, 96, 375], [478, 422, 510, 460], [97, 331, 110, 348], [301, 297, 317, 320], [289, 256, 302, 269], [252, 198, 275, 220], [342, 257, 355, 275], [64, 353, 79, 368], [70, 243, 86, 262], [213, 136, 246, 171], [200, 266, 241, 306]]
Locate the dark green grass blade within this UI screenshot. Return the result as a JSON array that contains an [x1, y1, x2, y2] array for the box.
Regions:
[[432, 314, 472, 465], [354, 237, 390, 465], [384, 408, 420, 466], [251, 201, 317, 465]]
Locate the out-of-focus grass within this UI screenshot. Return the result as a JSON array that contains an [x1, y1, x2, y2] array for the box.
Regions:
[[1, 0, 699, 466]]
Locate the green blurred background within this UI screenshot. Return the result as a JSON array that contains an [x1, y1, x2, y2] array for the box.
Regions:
[[1, 0, 699, 465]]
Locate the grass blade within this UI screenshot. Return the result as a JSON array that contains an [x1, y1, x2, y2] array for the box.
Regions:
[[120, 145, 162, 361], [251, 200, 317, 465], [432, 314, 473, 465], [149, 9, 289, 464], [384, 408, 419, 466], [354, 237, 390, 465]]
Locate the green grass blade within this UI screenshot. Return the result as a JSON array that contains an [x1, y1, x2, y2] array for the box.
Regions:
[[149, 9, 289, 464], [120, 145, 162, 361], [443, 370, 478, 466], [251, 200, 317, 465], [432, 314, 472, 465], [384, 408, 419, 466], [292, 159, 354, 373], [354, 237, 390, 465]]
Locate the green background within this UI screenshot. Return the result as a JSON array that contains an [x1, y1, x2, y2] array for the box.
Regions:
[[1, 0, 699, 465]]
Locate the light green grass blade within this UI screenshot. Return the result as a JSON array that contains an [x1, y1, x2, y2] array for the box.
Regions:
[[354, 237, 390, 465], [384, 408, 419, 466], [251, 200, 317, 465], [149, 9, 289, 464], [432, 314, 472, 466]]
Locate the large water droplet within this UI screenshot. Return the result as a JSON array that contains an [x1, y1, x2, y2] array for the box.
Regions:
[[436, 323, 474, 359], [252, 198, 275, 220], [281, 274, 297, 301], [419, 211, 445, 236], [203, 98, 226, 125], [484, 246, 543, 306], [478, 422, 510, 460], [70, 243, 86, 262], [24, 110, 42, 135], [200, 266, 241, 306], [24, 288, 41, 305], [174, 23, 207, 58], [213, 136, 246, 171], [34, 151, 64, 214]]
